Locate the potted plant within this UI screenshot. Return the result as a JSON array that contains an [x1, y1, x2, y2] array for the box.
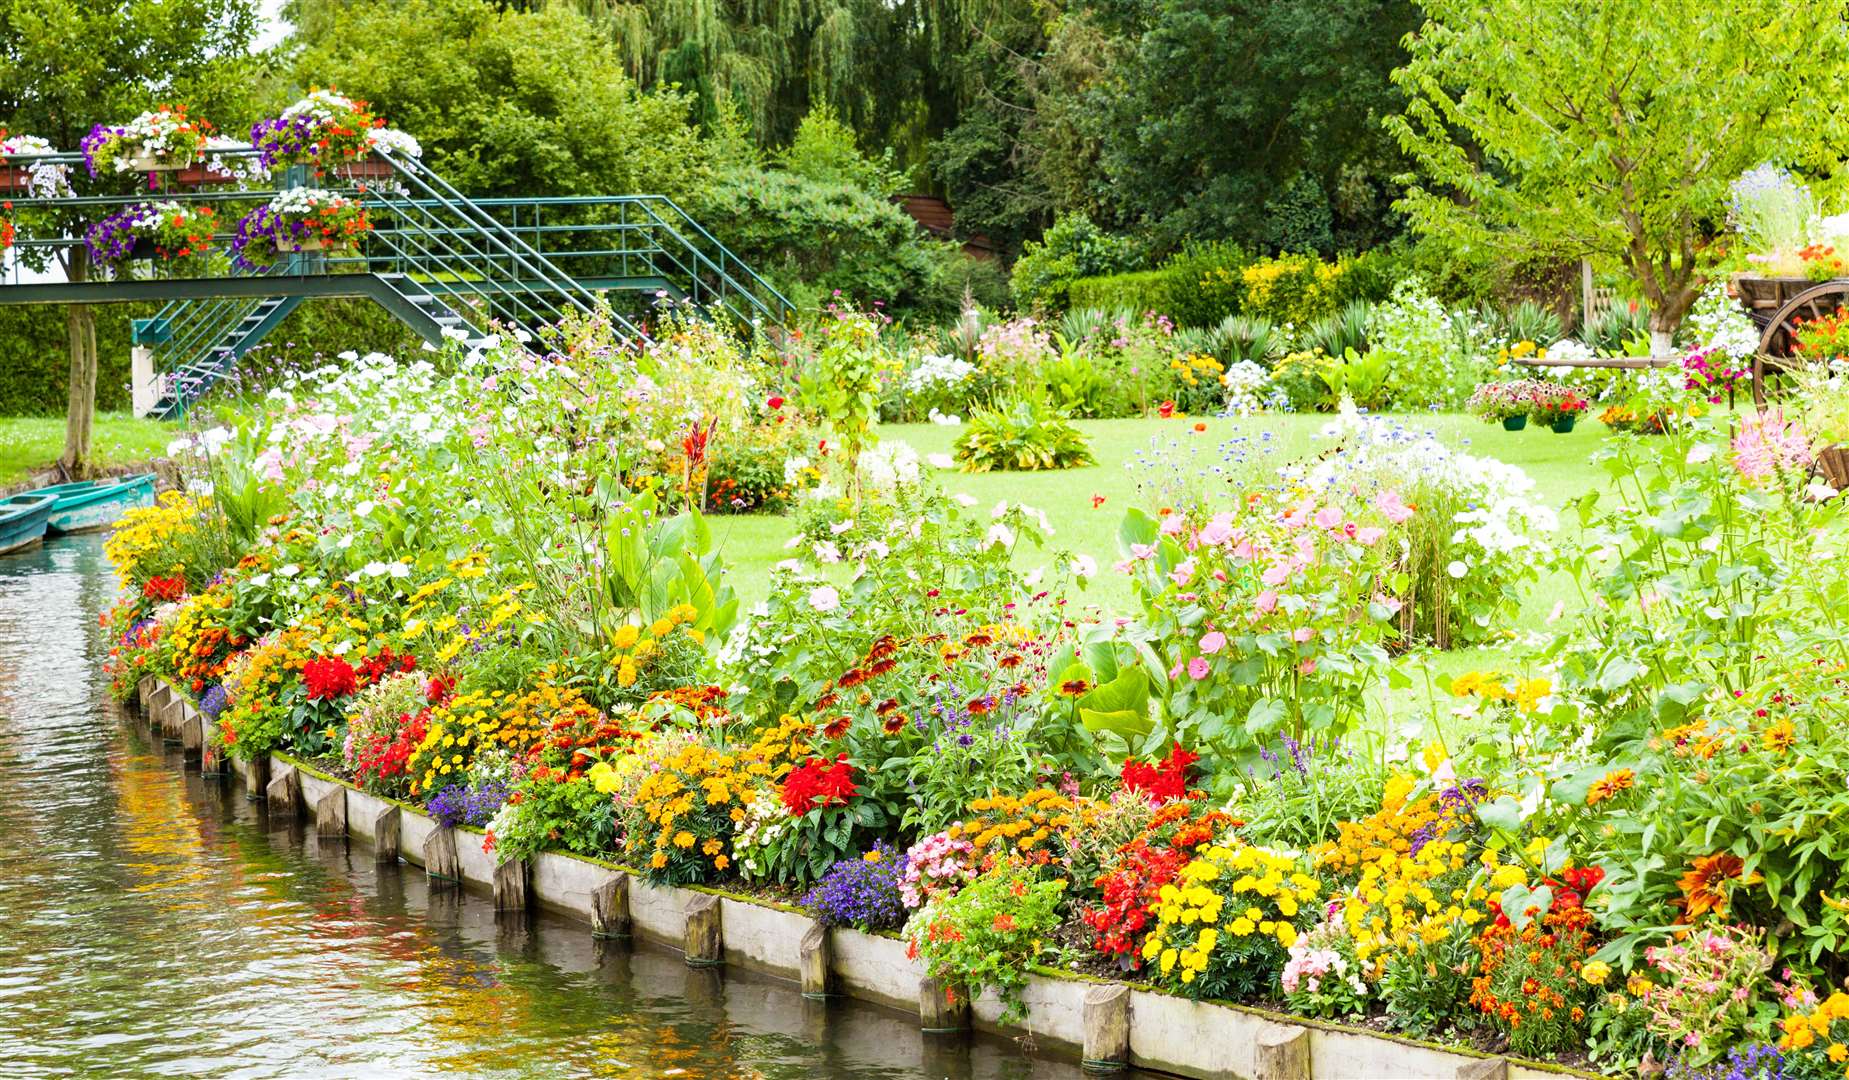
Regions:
[[0, 133, 74, 199], [251, 89, 420, 179], [82, 106, 214, 176], [1528, 382, 1588, 433], [1467, 380, 1533, 430], [84, 202, 217, 271], [230, 187, 371, 268]]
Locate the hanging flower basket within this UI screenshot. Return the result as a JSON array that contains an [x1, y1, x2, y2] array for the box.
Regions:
[[1501, 414, 1527, 431], [232, 187, 371, 269], [84, 201, 218, 270], [0, 133, 74, 199], [250, 89, 421, 175], [83, 106, 214, 178]]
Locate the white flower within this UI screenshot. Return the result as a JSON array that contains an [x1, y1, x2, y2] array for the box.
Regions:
[[984, 522, 1016, 550], [951, 493, 977, 507], [1071, 554, 1098, 578], [807, 585, 840, 613], [927, 452, 955, 469], [829, 519, 855, 535], [1446, 560, 1468, 578]]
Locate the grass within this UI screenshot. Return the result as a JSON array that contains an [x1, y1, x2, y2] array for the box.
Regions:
[[0, 414, 175, 486], [707, 411, 1625, 741]]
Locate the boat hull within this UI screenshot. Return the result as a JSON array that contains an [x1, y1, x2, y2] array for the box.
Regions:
[[0, 494, 55, 556], [37, 475, 158, 535]]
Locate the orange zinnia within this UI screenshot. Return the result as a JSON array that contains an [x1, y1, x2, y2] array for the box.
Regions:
[[1585, 768, 1635, 806]]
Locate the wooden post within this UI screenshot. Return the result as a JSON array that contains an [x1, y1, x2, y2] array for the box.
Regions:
[[918, 977, 970, 1034], [1254, 1022, 1311, 1080], [591, 874, 631, 938], [683, 893, 723, 966], [265, 766, 300, 821], [1081, 983, 1130, 1072], [493, 858, 529, 914], [180, 713, 203, 765], [1580, 257, 1595, 334], [425, 826, 461, 887], [372, 805, 401, 863], [315, 785, 347, 841], [1456, 1058, 1510, 1080], [241, 755, 270, 801], [799, 920, 831, 998]]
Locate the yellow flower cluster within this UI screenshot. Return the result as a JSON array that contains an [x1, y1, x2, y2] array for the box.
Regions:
[[1780, 990, 1849, 1058], [1494, 340, 1548, 368], [165, 587, 239, 692], [1313, 774, 1430, 876], [952, 789, 1075, 857], [410, 676, 597, 792], [217, 629, 312, 754], [1169, 352, 1223, 388], [104, 491, 206, 586], [606, 715, 811, 875], [610, 603, 702, 687], [1141, 844, 1318, 985], [1451, 671, 1551, 714]]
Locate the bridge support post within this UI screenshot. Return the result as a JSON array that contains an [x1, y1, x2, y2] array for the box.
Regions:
[[131, 345, 158, 419]]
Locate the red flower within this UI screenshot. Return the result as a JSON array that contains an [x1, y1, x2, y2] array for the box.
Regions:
[[1121, 742, 1199, 802], [142, 575, 186, 602], [780, 753, 859, 814], [1157, 400, 1177, 419], [302, 656, 358, 700], [767, 395, 785, 410], [425, 674, 455, 705], [823, 715, 852, 739]]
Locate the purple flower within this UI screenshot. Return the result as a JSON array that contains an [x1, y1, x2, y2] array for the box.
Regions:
[[426, 782, 508, 828], [199, 684, 229, 722], [802, 843, 908, 930]]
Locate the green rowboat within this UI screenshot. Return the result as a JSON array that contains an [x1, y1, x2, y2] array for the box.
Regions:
[[0, 493, 55, 556], [31, 474, 158, 535]]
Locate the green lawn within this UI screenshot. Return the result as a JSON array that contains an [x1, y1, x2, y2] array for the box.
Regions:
[[0, 414, 175, 487], [709, 412, 1622, 741]]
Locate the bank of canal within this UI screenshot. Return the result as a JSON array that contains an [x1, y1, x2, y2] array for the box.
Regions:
[[0, 534, 1118, 1078]]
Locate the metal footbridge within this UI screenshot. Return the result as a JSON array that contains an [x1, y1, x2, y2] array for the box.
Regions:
[[0, 150, 794, 417]]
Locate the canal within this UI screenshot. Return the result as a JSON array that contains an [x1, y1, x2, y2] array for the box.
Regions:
[[0, 535, 1118, 1078]]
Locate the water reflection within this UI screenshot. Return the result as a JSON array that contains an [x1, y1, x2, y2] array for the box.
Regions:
[[0, 536, 1126, 1079]]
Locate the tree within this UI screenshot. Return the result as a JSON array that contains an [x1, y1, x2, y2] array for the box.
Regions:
[[290, 0, 712, 201], [0, 0, 258, 474], [1389, 1, 1849, 353], [1079, 0, 1416, 254]]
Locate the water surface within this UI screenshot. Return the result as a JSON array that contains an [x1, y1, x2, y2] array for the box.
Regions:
[[0, 536, 1112, 1078]]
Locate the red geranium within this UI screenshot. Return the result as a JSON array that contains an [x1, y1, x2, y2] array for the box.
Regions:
[[142, 575, 186, 602], [1084, 839, 1190, 964], [1121, 742, 1200, 802], [356, 646, 417, 687], [302, 655, 358, 700], [780, 753, 859, 814]]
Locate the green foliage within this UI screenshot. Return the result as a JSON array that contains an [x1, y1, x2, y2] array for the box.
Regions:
[[953, 399, 1097, 472], [1010, 214, 1143, 312], [292, 0, 712, 201], [1083, 0, 1417, 253], [1066, 270, 1173, 318], [1154, 240, 1254, 327], [1389, 0, 1849, 344], [904, 863, 1067, 1025], [1497, 300, 1564, 348], [780, 103, 908, 196], [0, 306, 136, 414], [797, 307, 894, 482], [1303, 302, 1374, 359]]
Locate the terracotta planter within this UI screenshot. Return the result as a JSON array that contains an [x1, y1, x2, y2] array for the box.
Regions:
[[1501, 415, 1528, 431]]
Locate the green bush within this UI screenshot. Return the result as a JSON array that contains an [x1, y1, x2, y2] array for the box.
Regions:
[[0, 305, 140, 415], [1009, 214, 1142, 313], [1066, 270, 1173, 317], [1155, 240, 1252, 327], [953, 398, 1096, 471]]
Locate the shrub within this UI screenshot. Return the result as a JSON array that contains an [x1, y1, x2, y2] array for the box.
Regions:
[[953, 399, 1096, 471], [904, 862, 1066, 1024], [1238, 252, 1344, 327], [1066, 269, 1175, 317], [1369, 279, 1480, 409], [1497, 299, 1566, 347], [1010, 214, 1142, 312], [1157, 240, 1253, 327], [1303, 301, 1373, 359]]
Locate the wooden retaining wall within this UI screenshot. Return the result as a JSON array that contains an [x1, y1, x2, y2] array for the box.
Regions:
[[134, 675, 1596, 1080]]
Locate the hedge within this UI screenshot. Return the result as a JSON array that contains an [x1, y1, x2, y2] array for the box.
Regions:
[[0, 304, 143, 416]]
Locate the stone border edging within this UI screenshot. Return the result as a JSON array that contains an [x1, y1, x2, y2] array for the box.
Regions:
[[132, 674, 1597, 1080]]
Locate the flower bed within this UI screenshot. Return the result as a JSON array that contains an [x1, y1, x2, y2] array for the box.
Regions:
[[99, 303, 1849, 1078]]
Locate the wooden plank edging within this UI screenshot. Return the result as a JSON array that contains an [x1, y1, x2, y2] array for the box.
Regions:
[[230, 753, 1594, 1080]]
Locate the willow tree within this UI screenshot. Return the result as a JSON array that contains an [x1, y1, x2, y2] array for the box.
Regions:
[[0, 0, 257, 475], [1389, 1, 1849, 354]]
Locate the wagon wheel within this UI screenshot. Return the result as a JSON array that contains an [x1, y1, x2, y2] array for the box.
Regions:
[[1753, 278, 1849, 407]]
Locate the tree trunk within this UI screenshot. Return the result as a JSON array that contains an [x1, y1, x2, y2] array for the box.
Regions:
[[1648, 327, 1675, 358], [60, 246, 97, 479]]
